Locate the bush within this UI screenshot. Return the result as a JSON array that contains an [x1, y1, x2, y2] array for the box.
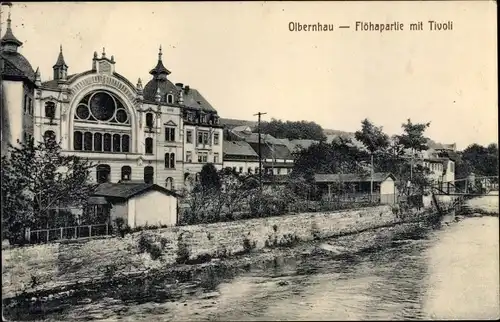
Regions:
[[249, 194, 288, 218], [242, 235, 257, 253], [160, 237, 170, 249], [176, 235, 191, 264], [137, 233, 164, 260]]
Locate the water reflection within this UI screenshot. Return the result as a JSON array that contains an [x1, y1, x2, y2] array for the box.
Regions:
[[208, 217, 498, 321]]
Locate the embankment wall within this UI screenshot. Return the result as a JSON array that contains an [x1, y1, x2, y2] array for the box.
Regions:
[[2, 205, 426, 299]]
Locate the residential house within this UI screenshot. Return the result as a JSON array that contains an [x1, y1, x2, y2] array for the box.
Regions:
[[314, 172, 398, 204], [223, 140, 260, 175], [227, 128, 295, 176], [90, 182, 179, 228]]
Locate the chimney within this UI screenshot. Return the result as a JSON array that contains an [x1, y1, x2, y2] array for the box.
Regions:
[[175, 83, 184, 90], [184, 85, 190, 94]]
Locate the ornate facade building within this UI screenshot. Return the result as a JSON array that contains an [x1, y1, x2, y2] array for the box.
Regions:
[[1, 10, 223, 191]]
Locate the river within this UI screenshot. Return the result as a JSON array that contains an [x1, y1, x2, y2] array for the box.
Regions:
[[6, 196, 500, 321]]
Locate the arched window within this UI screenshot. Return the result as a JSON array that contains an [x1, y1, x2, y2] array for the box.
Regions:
[[103, 133, 112, 152], [45, 102, 56, 119], [96, 164, 111, 183], [84, 132, 93, 151], [94, 133, 103, 152], [166, 177, 174, 189], [166, 94, 174, 104], [121, 166, 131, 181], [164, 153, 175, 168], [145, 137, 153, 154], [170, 153, 175, 168], [122, 134, 130, 153], [74, 131, 83, 150], [112, 134, 121, 152], [144, 166, 154, 184], [43, 130, 56, 143], [145, 113, 154, 128], [73, 90, 132, 154]]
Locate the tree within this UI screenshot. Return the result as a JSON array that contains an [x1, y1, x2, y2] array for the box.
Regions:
[[395, 119, 431, 154], [258, 118, 327, 141], [460, 143, 499, 178], [354, 118, 390, 154], [199, 163, 221, 191], [1, 137, 97, 244]]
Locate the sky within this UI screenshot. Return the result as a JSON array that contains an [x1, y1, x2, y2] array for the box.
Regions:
[[2, 1, 497, 150]]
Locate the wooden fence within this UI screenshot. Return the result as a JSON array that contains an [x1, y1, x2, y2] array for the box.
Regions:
[[24, 223, 112, 244]]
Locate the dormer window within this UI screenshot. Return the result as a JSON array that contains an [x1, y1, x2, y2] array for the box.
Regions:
[[166, 94, 174, 104]]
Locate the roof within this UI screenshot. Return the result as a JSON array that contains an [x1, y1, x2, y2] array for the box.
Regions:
[[223, 140, 259, 158], [182, 87, 217, 113], [248, 142, 293, 160], [314, 172, 396, 183], [92, 182, 179, 200], [0, 18, 22, 48], [1, 51, 36, 83], [53, 46, 68, 68], [143, 78, 179, 104], [289, 139, 319, 151], [88, 196, 108, 205], [149, 49, 171, 76]]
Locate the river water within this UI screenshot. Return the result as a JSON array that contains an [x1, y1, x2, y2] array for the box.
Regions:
[[7, 197, 499, 321]]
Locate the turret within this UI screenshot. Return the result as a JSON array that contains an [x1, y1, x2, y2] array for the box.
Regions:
[[53, 45, 68, 82]]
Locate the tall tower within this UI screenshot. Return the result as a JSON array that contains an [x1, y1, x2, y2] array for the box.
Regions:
[[0, 4, 36, 155]]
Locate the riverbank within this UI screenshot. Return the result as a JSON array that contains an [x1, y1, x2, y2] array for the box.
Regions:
[[3, 205, 414, 299], [2, 218, 436, 321]]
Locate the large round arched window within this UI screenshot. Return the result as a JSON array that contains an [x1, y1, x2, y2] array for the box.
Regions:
[[74, 91, 130, 124]]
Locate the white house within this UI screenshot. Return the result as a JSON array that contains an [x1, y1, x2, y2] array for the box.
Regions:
[[314, 172, 398, 205], [90, 182, 179, 228]]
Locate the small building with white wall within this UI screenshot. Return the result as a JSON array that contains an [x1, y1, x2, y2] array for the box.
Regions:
[[314, 172, 398, 205], [90, 182, 179, 228]]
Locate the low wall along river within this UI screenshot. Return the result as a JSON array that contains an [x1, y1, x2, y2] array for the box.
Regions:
[[2, 196, 460, 301]]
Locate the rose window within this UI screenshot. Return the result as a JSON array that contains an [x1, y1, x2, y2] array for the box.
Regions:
[[74, 91, 130, 124]]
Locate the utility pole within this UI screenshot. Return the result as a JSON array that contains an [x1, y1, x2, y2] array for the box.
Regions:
[[254, 112, 267, 192], [370, 152, 374, 202]]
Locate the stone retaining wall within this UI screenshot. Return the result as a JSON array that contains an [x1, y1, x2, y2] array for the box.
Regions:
[[2, 205, 406, 299]]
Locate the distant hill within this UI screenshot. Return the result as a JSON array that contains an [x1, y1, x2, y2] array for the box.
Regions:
[[219, 118, 454, 151]]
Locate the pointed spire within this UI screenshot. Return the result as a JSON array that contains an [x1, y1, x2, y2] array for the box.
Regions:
[[102, 47, 106, 58], [53, 45, 68, 68], [110, 55, 115, 63], [35, 67, 41, 87], [149, 45, 171, 77], [136, 78, 143, 92], [1, 7, 23, 51]]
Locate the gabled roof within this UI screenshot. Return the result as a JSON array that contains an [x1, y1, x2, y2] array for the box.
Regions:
[[182, 88, 217, 113], [223, 140, 259, 157], [92, 182, 179, 200], [314, 172, 396, 183]]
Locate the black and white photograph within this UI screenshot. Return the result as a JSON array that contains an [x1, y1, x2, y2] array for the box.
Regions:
[[1, 1, 498, 321]]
